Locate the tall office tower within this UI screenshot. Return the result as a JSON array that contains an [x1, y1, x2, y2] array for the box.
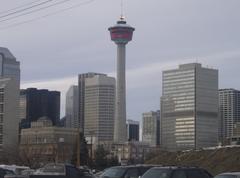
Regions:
[[142, 110, 160, 146], [126, 120, 140, 141], [65, 85, 79, 128], [0, 47, 20, 85], [0, 47, 20, 157], [0, 78, 19, 154], [109, 17, 135, 143], [78, 73, 104, 133], [219, 89, 240, 143], [84, 75, 115, 144], [19, 88, 60, 128], [161, 63, 219, 151]]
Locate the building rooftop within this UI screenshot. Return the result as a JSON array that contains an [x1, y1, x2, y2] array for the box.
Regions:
[[0, 47, 16, 59]]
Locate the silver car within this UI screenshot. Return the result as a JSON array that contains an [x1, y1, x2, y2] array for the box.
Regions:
[[214, 173, 240, 178]]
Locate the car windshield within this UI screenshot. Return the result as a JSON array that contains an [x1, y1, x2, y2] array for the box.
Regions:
[[101, 167, 126, 178], [215, 175, 237, 178], [5, 170, 15, 175], [42, 164, 65, 174], [142, 169, 171, 178]]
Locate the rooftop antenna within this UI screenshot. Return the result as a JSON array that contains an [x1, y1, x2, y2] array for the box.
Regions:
[[120, 0, 125, 20]]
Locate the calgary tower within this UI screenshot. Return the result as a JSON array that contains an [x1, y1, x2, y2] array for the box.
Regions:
[[108, 16, 135, 143]]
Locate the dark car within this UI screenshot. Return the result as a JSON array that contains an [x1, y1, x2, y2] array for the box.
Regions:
[[141, 166, 213, 178], [0, 168, 15, 178], [100, 165, 153, 178], [214, 172, 240, 178]]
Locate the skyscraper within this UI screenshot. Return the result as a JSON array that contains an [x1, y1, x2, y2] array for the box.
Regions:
[[78, 73, 105, 133], [0, 47, 20, 157], [65, 85, 79, 128], [0, 78, 19, 155], [20, 88, 60, 128], [161, 63, 219, 151], [142, 110, 160, 146], [219, 89, 240, 143], [109, 17, 135, 143], [84, 74, 115, 144], [126, 120, 140, 141], [0, 47, 20, 84]]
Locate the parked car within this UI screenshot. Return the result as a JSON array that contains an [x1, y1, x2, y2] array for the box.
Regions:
[[141, 166, 213, 178], [30, 163, 94, 178], [21, 169, 35, 177], [214, 172, 240, 178], [100, 165, 153, 178], [0, 165, 30, 176], [0, 168, 15, 178]]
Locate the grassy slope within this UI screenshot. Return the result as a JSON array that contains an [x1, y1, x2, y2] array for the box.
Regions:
[[145, 147, 240, 175]]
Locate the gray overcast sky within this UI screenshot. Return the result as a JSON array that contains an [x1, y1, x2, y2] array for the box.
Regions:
[[0, 0, 240, 120]]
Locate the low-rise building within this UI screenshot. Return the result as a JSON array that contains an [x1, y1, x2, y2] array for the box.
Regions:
[[101, 141, 155, 164], [228, 122, 240, 145], [19, 117, 78, 165]]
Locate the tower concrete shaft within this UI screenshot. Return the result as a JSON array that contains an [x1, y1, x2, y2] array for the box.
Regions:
[[115, 44, 127, 143], [109, 19, 135, 143]]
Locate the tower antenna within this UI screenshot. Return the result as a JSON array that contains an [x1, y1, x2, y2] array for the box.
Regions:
[[120, 0, 125, 20]]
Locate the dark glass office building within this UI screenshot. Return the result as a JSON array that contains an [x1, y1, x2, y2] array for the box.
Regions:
[[20, 88, 60, 128], [127, 120, 140, 141]]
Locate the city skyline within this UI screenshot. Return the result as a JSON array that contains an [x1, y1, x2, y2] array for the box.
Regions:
[[1, 0, 240, 120]]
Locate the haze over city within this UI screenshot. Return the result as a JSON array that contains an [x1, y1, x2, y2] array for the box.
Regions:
[[0, 0, 240, 119]]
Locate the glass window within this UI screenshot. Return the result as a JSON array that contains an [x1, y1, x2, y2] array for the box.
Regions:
[[5, 170, 15, 175], [142, 169, 171, 178], [42, 164, 65, 174], [172, 170, 187, 178], [214, 175, 237, 178], [66, 166, 79, 178], [125, 168, 139, 178], [102, 167, 126, 178], [186, 170, 204, 178]]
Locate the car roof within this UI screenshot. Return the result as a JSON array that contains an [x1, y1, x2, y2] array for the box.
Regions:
[[151, 166, 203, 170], [219, 172, 240, 176], [109, 165, 153, 169]]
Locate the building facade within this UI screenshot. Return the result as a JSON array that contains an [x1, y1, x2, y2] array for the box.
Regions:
[[78, 73, 104, 133], [126, 120, 139, 141], [84, 74, 115, 145], [219, 89, 240, 144], [0, 47, 20, 159], [0, 78, 19, 156], [0, 47, 20, 85], [161, 63, 219, 151], [20, 88, 60, 128], [19, 118, 78, 165], [109, 141, 151, 164], [65, 85, 79, 128], [142, 110, 160, 146]]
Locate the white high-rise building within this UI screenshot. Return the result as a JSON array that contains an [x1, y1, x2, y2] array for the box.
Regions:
[[161, 63, 219, 151], [219, 89, 240, 143], [0, 47, 20, 157], [78, 73, 104, 133], [0, 78, 19, 155], [142, 110, 160, 146], [84, 75, 115, 144], [65, 85, 79, 128], [0, 47, 20, 85]]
